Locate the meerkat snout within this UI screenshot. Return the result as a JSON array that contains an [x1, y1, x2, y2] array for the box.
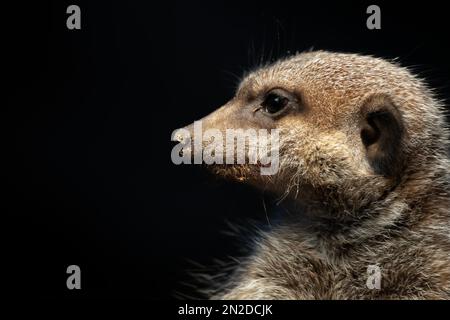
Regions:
[[179, 51, 450, 299], [180, 51, 425, 209]]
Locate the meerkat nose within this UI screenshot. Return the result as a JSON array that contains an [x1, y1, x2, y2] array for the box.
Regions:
[[174, 131, 185, 142], [173, 123, 193, 143]]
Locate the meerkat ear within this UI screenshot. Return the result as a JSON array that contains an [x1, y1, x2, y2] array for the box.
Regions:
[[360, 94, 404, 177]]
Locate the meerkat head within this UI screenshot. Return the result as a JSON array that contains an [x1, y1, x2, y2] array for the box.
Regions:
[[176, 51, 449, 215]]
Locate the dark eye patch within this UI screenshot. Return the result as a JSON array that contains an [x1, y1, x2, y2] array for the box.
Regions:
[[261, 93, 289, 114]]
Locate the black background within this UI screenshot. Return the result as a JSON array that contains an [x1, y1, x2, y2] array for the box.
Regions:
[[3, 1, 450, 299]]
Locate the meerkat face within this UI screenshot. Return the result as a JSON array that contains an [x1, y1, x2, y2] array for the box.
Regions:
[[178, 51, 443, 208]]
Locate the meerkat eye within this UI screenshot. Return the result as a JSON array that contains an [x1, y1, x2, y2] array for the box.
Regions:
[[261, 93, 289, 115]]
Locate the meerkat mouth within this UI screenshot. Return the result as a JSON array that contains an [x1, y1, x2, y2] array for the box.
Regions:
[[171, 122, 281, 175]]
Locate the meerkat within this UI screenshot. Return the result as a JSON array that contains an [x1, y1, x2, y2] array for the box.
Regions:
[[179, 51, 450, 299]]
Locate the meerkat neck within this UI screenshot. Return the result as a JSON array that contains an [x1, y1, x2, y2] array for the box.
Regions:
[[279, 162, 450, 254]]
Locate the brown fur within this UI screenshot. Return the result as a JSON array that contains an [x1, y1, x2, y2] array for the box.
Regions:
[[182, 51, 450, 299]]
